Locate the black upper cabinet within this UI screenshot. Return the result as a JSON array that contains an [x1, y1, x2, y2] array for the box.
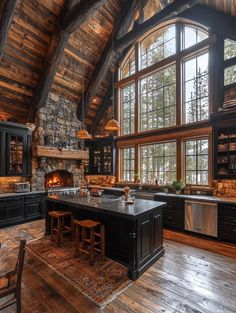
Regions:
[[213, 126, 236, 179], [0, 121, 32, 177], [85, 136, 115, 175]]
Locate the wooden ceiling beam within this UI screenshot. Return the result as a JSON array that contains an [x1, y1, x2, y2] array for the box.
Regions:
[[28, 0, 107, 122], [77, 0, 146, 122], [89, 86, 112, 134], [0, 0, 17, 61], [115, 0, 200, 52]]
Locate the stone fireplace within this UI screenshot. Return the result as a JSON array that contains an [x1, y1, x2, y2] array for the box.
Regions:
[[31, 92, 88, 191]]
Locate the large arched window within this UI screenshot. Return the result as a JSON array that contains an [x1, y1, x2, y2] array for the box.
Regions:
[[118, 20, 211, 186], [118, 21, 209, 135]]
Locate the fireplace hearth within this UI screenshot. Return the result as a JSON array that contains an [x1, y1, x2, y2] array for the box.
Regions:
[[45, 170, 73, 189]]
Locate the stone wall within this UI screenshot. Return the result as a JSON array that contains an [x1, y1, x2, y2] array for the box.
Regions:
[[35, 93, 82, 149], [31, 92, 84, 191]]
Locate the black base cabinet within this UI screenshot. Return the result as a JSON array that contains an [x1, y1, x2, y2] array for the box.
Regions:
[[0, 197, 24, 227], [218, 203, 236, 243], [154, 195, 184, 231], [0, 193, 46, 228]]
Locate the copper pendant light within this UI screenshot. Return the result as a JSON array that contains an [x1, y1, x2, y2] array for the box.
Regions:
[[77, 27, 92, 140], [76, 128, 92, 140], [104, 34, 120, 132]]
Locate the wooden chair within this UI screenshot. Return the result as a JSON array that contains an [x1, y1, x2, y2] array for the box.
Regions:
[[48, 211, 73, 246], [74, 219, 105, 266], [0, 240, 26, 313]]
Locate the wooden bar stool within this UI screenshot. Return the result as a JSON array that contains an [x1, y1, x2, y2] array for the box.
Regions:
[[48, 211, 73, 246], [74, 219, 105, 266]]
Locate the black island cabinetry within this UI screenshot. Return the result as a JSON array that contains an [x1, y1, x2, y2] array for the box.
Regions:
[[45, 195, 165, 280]]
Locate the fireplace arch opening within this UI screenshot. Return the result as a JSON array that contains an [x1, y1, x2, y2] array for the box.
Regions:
[[45, 170, 73, 189]]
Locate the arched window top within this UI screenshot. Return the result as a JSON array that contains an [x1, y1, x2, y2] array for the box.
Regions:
[[183, 25, 208, 50], [140, 24, 176, 70], [119, 21, 209, 80], [120, 49, 135, 79]]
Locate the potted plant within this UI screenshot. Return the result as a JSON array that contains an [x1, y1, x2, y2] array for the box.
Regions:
[[163, 184, 170, 194], [172, 180, 185, 195]]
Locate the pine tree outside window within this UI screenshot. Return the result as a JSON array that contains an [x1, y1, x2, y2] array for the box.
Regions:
[[140, 141, 176, 184], [183, 52, 209, 124], [185, 138, 209, 185], [121, 147, 135, 182]]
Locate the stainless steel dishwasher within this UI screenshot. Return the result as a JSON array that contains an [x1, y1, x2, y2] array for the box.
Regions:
[[185, 200, 218, 237]]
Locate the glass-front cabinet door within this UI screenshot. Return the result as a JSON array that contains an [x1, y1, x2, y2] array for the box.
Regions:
[[103, 144, 112, 173], [6, 132, 27, 176]]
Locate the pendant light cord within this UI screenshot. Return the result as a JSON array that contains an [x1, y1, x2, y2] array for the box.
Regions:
[[82, 27, 85, 129], [112, 33, 115, 118]]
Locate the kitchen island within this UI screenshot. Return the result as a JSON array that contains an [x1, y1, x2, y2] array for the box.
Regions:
[[45, 195, 166, 280]]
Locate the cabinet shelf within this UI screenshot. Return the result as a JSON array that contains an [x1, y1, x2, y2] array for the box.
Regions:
[[214, 126, 236, 179]]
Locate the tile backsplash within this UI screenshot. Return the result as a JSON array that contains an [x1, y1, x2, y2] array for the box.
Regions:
[[212, 180, 236, 197], [0, 177, 29, 192]]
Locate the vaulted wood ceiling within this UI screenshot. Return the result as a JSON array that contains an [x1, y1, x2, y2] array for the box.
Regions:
[[0, 0, 235, 129]]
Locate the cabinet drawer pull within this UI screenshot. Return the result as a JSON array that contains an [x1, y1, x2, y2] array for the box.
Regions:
[[232, 229, 236, 232]]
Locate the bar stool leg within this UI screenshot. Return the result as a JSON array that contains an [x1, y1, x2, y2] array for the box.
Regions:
[[74, 225, 80, 257], [57, 216, 61, 246], [71, 215, 74, 240], [101, 224, 105, 260], [89, 228, 95, 266], [50, 216, 54, 241]]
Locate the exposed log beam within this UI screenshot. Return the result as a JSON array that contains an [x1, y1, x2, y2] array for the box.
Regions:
[[77, 0, 147, 121], [115, 0, 200, 52], [28, 0, 107, 122], [116, 0, 149, 39], [89, 87, 112, 134], [0, 0, 17, 61]]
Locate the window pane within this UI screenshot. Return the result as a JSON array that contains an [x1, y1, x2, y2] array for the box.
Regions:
[[140, 25, 176, 70], [183, 26, 208, 50], [140, 141, 176, 185], [224, 65, 236, 86], [121, 84, 135, 135], [121, 147, 135, 182], [120, 50, 135, 79], [184, 26, 197, 49], [140, 65, 176, 131], [185, 139, 209, 185], [183, 52, 209, 124], [224, 39, 236, 60]]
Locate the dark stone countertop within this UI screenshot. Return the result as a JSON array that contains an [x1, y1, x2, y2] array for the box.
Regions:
[[0, 191, 46, 199], [47, 194, 166, 217], [154, 192, 236, 205]]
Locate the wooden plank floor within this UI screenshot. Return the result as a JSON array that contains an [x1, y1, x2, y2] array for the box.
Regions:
[[1, 220, 236, 313]]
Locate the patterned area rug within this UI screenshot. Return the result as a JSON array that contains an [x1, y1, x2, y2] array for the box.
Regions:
[[27, 236, 132, 308]]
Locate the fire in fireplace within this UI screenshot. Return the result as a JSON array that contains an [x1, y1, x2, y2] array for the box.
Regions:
[[45, 170, 73, 189]]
